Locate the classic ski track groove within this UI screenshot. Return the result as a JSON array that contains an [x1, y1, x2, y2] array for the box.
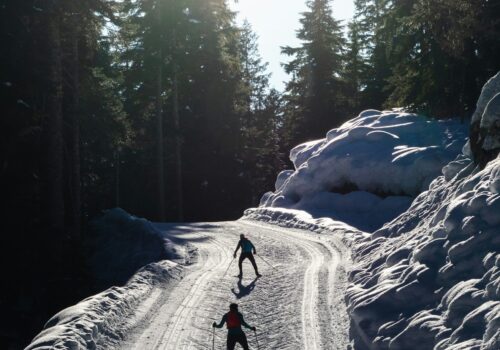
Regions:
[[239, 221, 339, 350], [155, 237, 231, 350], [119, 221, 347, 350]]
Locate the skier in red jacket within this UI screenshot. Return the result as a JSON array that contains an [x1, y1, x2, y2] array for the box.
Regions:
[[212, 303, 255, 350]]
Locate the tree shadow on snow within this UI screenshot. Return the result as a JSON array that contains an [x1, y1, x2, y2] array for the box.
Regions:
[[231, 277, 258, 299]]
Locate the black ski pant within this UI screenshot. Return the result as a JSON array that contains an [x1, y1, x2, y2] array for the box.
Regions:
[[238, 252, 259, 275], [227, 331, 249, 350]]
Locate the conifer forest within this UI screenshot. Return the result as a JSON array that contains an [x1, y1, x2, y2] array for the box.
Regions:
[[1, 0, 499, 348]]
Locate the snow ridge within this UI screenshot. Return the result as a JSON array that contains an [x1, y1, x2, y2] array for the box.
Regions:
[[25, 209, 185, 350], [243, 207, 366, 246], [248, 87, 499, 349], [25, 261, 183, 350], [347, 154, 500, 349], [260, 110, 467, 231], [246, 152, 499, 350]]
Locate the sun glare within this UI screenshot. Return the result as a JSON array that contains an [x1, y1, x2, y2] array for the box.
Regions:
[[230, 0, 355, 91]]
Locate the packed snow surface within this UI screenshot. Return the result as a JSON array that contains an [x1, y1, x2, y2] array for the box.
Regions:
[[26, 221, 351, 350], [260, 110, 467, 231], [25, 261, 183, 350]]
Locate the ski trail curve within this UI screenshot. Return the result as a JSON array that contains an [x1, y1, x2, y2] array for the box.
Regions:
[[119, 221, 349, 350], [240, 220, 344, 350], [154, 238, 230, 349]]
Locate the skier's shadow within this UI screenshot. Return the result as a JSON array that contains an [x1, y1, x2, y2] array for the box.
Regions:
[[231, 277, 259, 299]]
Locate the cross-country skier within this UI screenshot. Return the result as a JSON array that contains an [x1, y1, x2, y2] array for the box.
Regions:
[[212, 303, 256, 350], [233, 234, 261, 278]]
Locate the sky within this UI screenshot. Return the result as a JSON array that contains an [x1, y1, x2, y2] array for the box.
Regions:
[[229, 0, 355, 91]]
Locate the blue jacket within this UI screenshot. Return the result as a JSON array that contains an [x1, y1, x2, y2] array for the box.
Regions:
[[236, 238, 255, 254]]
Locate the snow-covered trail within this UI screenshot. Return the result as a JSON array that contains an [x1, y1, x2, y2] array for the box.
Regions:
[[119, 220, 349, 350]]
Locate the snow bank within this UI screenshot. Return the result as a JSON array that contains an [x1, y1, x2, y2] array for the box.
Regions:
[[346, 153, 500, 350], [243, 206, 367, 244], [86, 208, 179, 287], [246, 72, 500, 349], [343, 74, 500, 350], [259, 110, 467, 231], [246, 144, 499, 350], [26, 261, 182, 350], [26, 209, 184, 349], [470, 71, 500, 166]]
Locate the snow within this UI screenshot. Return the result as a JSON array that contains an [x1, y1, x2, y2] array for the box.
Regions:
[[26, 209, 186, 349], [248, 152, 500, 350], [26, 261, 183, 350], [25, 75, 499, 349], [244, 206, 367, 244], [86, 208, 180, 286], [114, 221, 350, 350], [259, 110, 467, 231], [472, 71, 500, 124], [480, 93, 500, 151], [470, 71, 500, 166], [246, 74, 499, 348]]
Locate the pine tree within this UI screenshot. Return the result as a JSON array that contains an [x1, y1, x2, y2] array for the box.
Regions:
[[350, 0, 392, 109], [282, 0, 347, 145], [383, 0, 489, 117], [237, 22, 285, 204], [344, 19, 368, 113], [120, 0, 249, 220]]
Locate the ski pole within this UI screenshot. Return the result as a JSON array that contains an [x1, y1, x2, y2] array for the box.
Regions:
[[254, 329, 260, 350], [256, 254, 276, 270], [222, 257, 235, 278], [212, 326, 215, 350]]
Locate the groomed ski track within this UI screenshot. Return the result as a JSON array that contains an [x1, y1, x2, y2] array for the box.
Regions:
[[118, 220, 350, 350]]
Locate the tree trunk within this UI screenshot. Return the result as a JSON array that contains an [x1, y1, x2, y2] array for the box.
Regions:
[[156, 52, 166, 221], [69, 23, 81, 241], [115, 149, 120, 207], [173, 69, 184, 221], [44, 14, 65, 246]]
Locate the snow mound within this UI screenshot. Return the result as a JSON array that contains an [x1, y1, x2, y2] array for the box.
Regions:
[[246, 72, 499, 348], [244, 206, 367, 244], [26, 261, 182, 350], [26, 209, 186, 349], [346, 154, 500, 349], [470, 71, 500, 166], [260, 110, 467, 231], [86, 208, 179, 287]]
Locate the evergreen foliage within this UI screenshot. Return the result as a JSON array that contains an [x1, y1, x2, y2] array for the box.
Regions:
[[1, 0, 499, 347], [346, 0, 500, 117], [282, 0, 348, 146]]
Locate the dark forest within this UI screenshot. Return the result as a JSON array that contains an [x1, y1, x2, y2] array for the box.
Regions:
[[1, 0, 499, 348]]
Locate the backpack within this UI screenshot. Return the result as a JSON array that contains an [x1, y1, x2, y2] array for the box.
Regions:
[[226, 311, 241, 329]]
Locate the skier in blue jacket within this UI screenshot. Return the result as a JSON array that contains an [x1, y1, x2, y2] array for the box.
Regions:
[[233, 234, 261, 278]]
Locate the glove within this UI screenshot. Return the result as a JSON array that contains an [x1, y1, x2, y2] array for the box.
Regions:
[[253, 250, 256, 254], [252, 326, 256, 331], [233, 253, 236, 258], [212, 322, 216, 328]]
